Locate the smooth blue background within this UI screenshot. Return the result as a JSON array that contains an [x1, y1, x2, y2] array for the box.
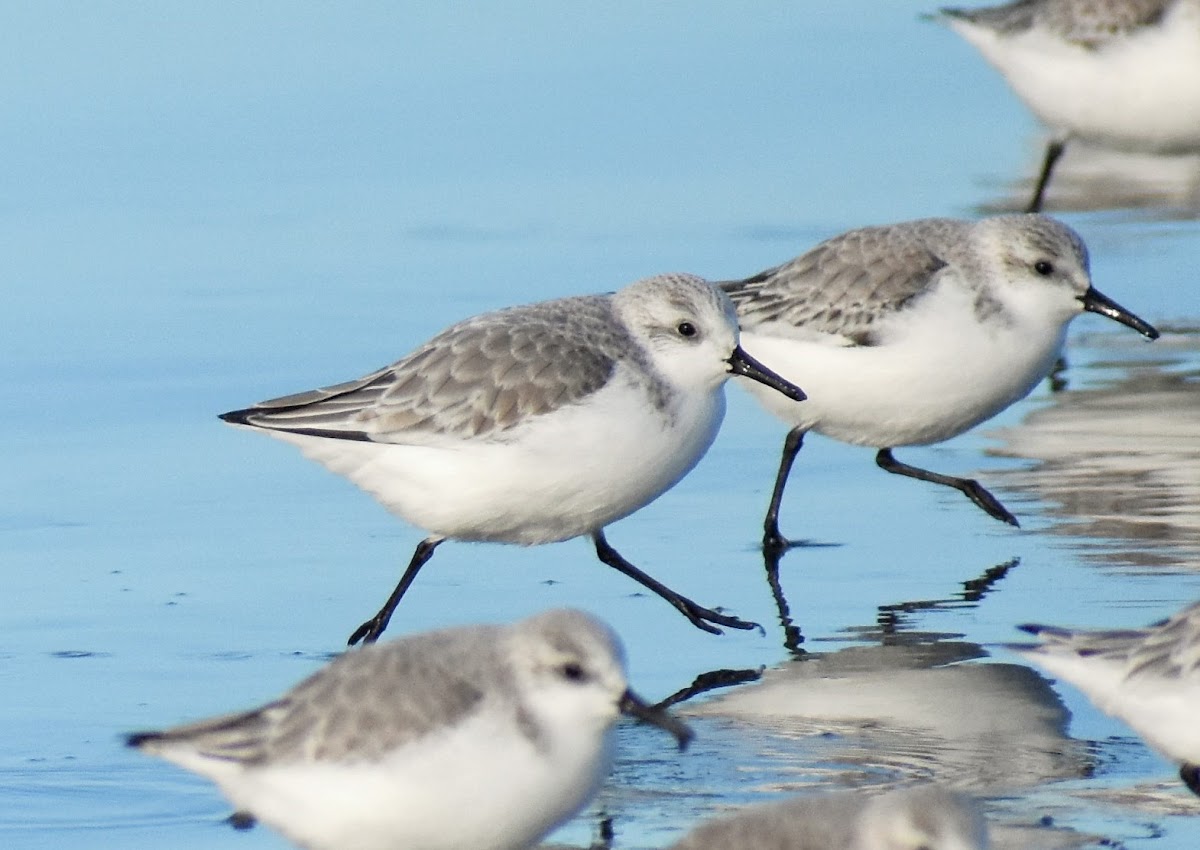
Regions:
[[3, 3, 1198, 848]]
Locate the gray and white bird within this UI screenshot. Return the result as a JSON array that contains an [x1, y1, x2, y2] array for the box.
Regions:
[[220, 273, 804, 642], [128, 608, 692, 850], [722, 214, 1157, 549], [936, 0, 1200, 211], [1012, 599, 1200, 797]]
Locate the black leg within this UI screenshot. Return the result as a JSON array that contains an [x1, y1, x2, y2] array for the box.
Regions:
[[590, 815, 614, 850], [1026, 138, 1066, 214], [591, 530, 758, 635], [875, 448, 1019, 527], [1181, 763, 1200, 797], [763, 427, 807, 552], [1047, 354, 1068, 393], [348, 537, 444, 646]]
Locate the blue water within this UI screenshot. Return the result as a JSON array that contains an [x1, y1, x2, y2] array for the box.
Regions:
[[3, 3, 1199, 848]]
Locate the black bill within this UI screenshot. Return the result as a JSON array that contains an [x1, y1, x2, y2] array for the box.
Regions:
[[1080, 287, 1159, 340], [727, 345, 807, 402], [619, 688, 694, 751]]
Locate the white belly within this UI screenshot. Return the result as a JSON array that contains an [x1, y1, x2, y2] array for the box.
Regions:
[[736, 312, 1067, 448], [265, 374, 726, 545], [213, 707, 614, 850], [1028, 652, 1200, 767]]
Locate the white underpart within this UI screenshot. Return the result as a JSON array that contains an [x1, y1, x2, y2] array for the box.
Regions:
[[262, 364, 725, 545], [735, 270, 1077, 448], [947, 1, 1200, 153], [194, 709, 609, 850], [137, 610, 637, 850], [1021, 648, 1200, 766]]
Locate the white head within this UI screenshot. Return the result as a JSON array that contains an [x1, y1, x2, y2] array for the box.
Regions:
[[505, 609, 630, 742], [967, 215, 1157, 340], [612, 273, 806, 399], [503, 608, 691, 753], [855, 786, 990, 850]]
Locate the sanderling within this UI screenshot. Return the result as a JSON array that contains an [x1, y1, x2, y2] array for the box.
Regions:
[[936, 0, 1200, 211], [721, 214, 1158, 550], [127, 608, 692, 850], [221, 273, 805, 642], [667, 785, 989, 850], [1012, 600, 1200, 797]]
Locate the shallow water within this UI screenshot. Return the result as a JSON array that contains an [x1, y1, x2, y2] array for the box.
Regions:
[[3, 4, 1200, 849]]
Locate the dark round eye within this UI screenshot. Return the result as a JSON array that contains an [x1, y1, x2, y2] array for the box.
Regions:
[[560, 662, 586, 682], [677, 321, 697, 338], [1034, 260, 1054, 276]]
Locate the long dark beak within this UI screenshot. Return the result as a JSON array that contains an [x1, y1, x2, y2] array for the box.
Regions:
[[619, 689, 693, 751], [727, 345, 806, 402], [1080, 287, 1159, 340]]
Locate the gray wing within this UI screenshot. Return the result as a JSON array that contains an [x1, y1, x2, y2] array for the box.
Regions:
[[939, 0, 1039, 34], [220, 295, 623, 443], [263, 630, 497, 763], [1017, 623, 1147, 664], [941, 0, 1169, 46], [1126, 602, 1200, 681], [721, 221, 955, 345], [126, 701, 288, 765], [1018, 602, 1200, 681], [130, 628, 505, 767]]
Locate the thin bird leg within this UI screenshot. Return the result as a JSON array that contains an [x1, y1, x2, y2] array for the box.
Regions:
[[762, 427, 806, 552], [1047, 354, 1069, 392], [1026, 138, 1066, 213], [875, 448, 1019, 527], [591, 530, 758, 635], [1181, 763, 1200, 798], [348, 537, 444, 646], [591, 815, 614, 850]]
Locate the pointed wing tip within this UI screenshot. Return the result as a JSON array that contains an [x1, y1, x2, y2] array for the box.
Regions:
[[217, 408, 373, 442], [218, 408, 255, 426], [125, 730, 161, 750]]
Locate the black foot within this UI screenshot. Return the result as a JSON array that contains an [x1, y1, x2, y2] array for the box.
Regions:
[[672, 598, 760, 635], [592, 530, 759, 635], [763, 526, 791, 554], [227, 812, 257, 831], [960, 478, 1020, 527], [347, 615, 388, 646], [762, 530, 821, 554], [1181, 763, 1200, 797], [347, 537, 444, 647], [875, 448, 1020, 527]]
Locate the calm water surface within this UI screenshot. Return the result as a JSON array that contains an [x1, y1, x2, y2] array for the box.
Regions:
[[3, 3, 1199, 849]]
